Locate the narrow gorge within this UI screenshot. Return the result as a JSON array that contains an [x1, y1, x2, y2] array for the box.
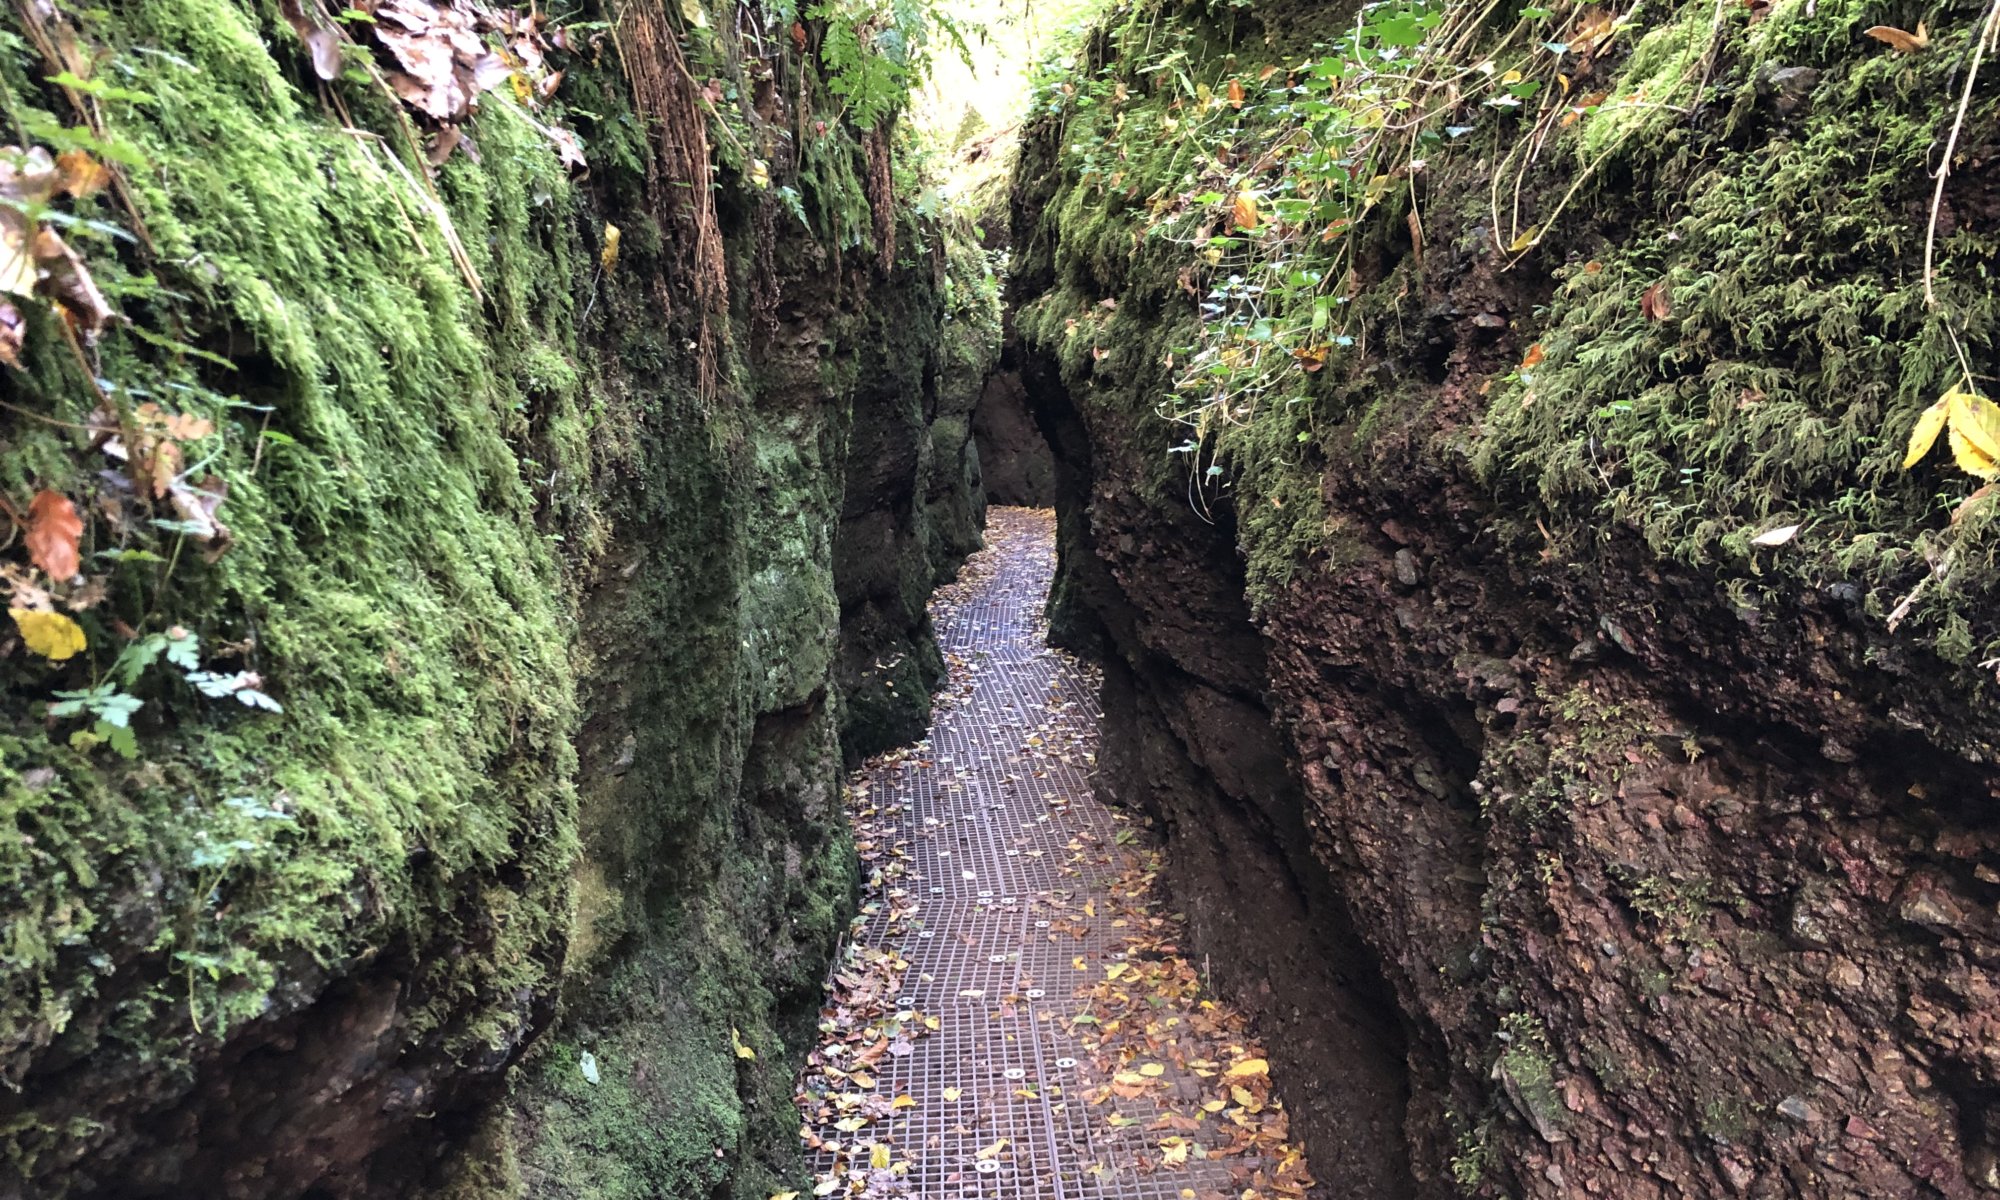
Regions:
[[4, 0, 2000, 1197]]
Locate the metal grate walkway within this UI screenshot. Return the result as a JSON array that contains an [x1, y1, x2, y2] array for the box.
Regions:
[[799, 508, 1268, 1200]]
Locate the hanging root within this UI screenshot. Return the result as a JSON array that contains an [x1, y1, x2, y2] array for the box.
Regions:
[[614, 0, 729, 397]]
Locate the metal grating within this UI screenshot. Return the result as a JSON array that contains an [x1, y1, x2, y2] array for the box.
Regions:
[[804, 508, 1241, 1200]]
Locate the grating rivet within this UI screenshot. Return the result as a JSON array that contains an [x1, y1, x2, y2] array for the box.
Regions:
[[1035, 921, 1051, 929], [898, 996, 915, 1006], [989, 954, 1007, 963], [1025, 988, 1045, 999], [1055, 1056, 1077, 1069], [979, 890, 994, 898], [919, 930, 934, 939], [975, 1160, 1001, 1174], [1003, 1067, 1026, 1080]]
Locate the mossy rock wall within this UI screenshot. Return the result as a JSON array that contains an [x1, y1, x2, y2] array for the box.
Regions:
[[0, 3, 989, 1197], [1013, 0, 2000, 1195]]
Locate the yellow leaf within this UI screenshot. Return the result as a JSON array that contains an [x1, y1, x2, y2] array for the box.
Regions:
[[1507, 226, 1541, 253], [1904, 399, 1948, 468], [891, 1094, 915, 1109], [851, 1071, 874, 1088], [771, 1193, 801, 1200], [833, 1117, 867, 1133], [870, 1143, 890, 1170], [1224, 1057, 1269, 1079], [12, 608, 85, 661], [1161, 1140, 1190, 1166], [977, 1139, 1008, 1159], [1202, 1099, 1227, 1112], [1949, 424, 2000, 480], [1499, 69, 1524, 84], [943, 1086, 963, 1101], [601, 223, 622, 273], [1949, 388, 2000, 464], [1105, 962, 1129, 981], [1231, 1084, 1259, 1107], [1139, 1063, 1165, 1077], [732, 1027, 756, 1059], [813, 1181, 838, 1198], [1232, 191, 1260, 231]]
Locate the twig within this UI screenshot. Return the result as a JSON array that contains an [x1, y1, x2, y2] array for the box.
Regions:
[[1924, 0, 2000, 307]]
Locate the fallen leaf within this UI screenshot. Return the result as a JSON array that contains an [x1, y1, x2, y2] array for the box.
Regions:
[[1750, 523, 1799, 547], [25, 490, 82, 580], [976, 1139, 1008, 1159], [0, 299, 23, 367], [1864, 21, 1928, 51], [1232, 190, 1260, 231], [1507, 225, 1540, 252], [869, 1143, 889, 1169], [1640, 279, 1672, 322], [1227, 78, 1245, 108], [942, 1086, 963, 1101], [1905, 398, 1949, 467], [1520, 343, 1545, 370], [53, 150, 109, 198], [12, 607, 85, 660], [1225, 1058, 1269, 1078], [32, 228, 114, 335], [1139, 1063, 1165, 1077], [732, 1026, 757, 1060]]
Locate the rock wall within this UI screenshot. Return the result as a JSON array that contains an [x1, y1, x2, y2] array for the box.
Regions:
[[0, 3, 987, 1197], [972, 366, 1056, 506], [1012, 1, 2000, 1197]]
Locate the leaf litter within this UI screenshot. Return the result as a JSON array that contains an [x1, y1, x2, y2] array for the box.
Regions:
[[795, 509, 1315, 1200]]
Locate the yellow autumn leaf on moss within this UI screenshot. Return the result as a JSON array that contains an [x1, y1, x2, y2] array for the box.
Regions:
[[1905, 398, 1949, 467], [731, 1026, 756, 1060], [1904, 386, 2000, 479], [12, 608, 85, 661]]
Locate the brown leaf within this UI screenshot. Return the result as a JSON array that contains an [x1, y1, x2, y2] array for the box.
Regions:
[[151, 437, 182, 499], [305, 26, 344, 80], [0, 299, 24, 368], [1864, 22, 1928, 52], [427, 125, 463, 166], [1520, 342, 1546, 370], [0, 145, 59, 205], [25, 489, 82, 580], [1226, 79, 1245, 109], [1232, 190, 1260, 231], [31, 228, 115, 334], [1640, 279, 1672, 322], [52, 150, 109, 198]]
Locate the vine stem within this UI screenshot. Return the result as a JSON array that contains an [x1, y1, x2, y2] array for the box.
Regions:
[[1924, 0, 2000, 308]]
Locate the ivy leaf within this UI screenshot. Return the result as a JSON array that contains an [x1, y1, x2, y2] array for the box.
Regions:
[[12, 607, 86, 660], [25, 489, 82, 580]]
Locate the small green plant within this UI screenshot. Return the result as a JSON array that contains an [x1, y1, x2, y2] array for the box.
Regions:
[[808, 0, 971, 127]]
